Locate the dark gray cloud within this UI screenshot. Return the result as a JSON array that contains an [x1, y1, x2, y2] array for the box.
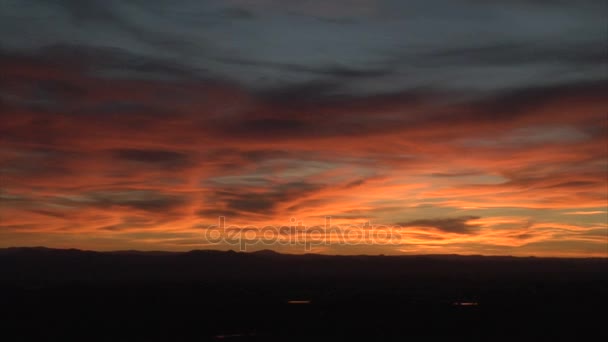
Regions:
[[241, 150, 292, 162], [220, 8, 256, 20], [28, 209, 70, 219], [1, 0, 604, 96], [85, 190, 186, 212], [196, 209, 242, 219], [112, 149, 190, 169], [0, 189, 188, 221], [398, 216, 481, 234], [224, 118, 310, 138], [411, 41, 605, 68], [257, 80, 345, 104], [39, 44, 206, 81], [215, 57, 390, 79], [208, 182, 323, 215], [472, 80, 608, 119]]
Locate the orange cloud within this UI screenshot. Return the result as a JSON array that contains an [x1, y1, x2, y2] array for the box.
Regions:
[[1, 54, 606, 256]]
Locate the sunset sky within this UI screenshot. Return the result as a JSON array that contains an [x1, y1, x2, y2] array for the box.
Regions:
[[1, 0, 606, 256]]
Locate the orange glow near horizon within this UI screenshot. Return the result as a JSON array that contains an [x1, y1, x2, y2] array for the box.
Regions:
[[1, 52, 607, 258]]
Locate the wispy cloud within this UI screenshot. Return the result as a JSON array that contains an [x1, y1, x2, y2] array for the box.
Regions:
[[563, 211, 607, 216]]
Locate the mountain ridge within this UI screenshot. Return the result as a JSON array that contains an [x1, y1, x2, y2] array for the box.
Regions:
[[2, 246, 606, 259]]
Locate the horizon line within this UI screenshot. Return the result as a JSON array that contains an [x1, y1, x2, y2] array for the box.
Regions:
[[2, 246, 606, 260]]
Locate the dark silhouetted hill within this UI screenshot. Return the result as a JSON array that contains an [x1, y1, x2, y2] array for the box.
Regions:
[[1, 247, 606, 341]]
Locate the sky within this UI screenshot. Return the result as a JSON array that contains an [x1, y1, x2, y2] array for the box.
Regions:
[[0, 0, 606, 256]]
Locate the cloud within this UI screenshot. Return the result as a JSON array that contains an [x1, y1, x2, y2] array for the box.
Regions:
[[398, 216, 482, 234], [2, 0, 605, 94], [0, 0, 606, 255], [563, 211, 607, 216], [84, 190, 187, 212], [203, 182, 324, 217], [430, 171, 483, 178], [98, 216, 158, 231], [224, 118, 310, 138], [112, 149, 191, 169], [215, 56, 390, 80], [416, 41, 605, 68], [220, 7, 256, 20]]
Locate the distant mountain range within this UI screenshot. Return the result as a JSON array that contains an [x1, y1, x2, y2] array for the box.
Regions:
[[2, 246, 606, 287], [2, 246, 607, 341]]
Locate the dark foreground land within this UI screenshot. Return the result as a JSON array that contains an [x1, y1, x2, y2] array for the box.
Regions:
[[1, 247, 607, 341]]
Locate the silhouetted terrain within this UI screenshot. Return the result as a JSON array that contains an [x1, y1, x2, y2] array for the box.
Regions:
[[1, 247, 607, 341]]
